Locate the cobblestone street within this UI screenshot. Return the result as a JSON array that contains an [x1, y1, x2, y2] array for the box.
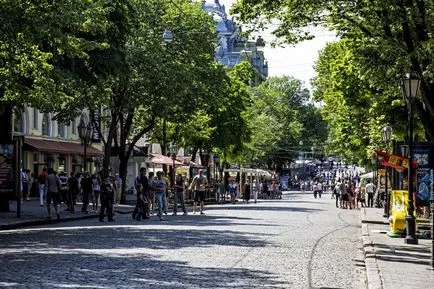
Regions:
[[0, 192, 365, 289]]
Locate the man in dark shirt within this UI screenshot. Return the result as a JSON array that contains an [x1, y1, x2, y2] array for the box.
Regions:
[[67, 172, 79, 212], [99, 172, 115, 222], [80, 173, 92, 213], [132, 167, 149, 220]]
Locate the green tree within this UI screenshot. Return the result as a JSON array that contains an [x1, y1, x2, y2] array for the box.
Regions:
[[232, 0, 434, 143]]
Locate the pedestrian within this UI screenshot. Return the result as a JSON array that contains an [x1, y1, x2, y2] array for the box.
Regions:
[[132, 167, 149, 221], [228, 179, 237, 204], [59, 172, 68, 206], [46, 168, 61, 220], [317, 181, 323, 198], [91, 173, 101, 212], [333, 182, 340, 208], [339, 180, 346, 209], [37, 168, 48, 207], [67, 172, 78, 212], [80, 172, 92, 213], [173, 174, 187, 215], [243, 181, 251, 203], [21, 169, 30, 201], [365, 179, 376, 207], [99, 173, 115, 222], [151, 171, 167, 221], [189, 169, 208, 214], [313, 182, 319, 199], [114, 173, 122, 204], [148, 172, 156, 214]]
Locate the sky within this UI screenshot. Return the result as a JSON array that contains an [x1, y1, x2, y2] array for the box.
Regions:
[[218, 0, 337, 91]]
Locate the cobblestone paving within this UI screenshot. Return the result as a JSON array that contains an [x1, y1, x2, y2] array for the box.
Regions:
[[0, 192, 365, 289]]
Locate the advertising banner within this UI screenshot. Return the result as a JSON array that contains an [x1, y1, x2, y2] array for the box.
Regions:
[[91, 110, 101, 143], [0, 144, 14, 198], [413, 144, 433, 205]]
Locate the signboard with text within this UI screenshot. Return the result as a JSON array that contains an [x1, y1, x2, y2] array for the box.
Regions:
[[413, 144, 433, 205], [0, 144, 14, 198]]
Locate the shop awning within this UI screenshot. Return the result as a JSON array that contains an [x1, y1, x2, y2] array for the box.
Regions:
[[148, 153, 183, 166], [24, 138, 104, 156]]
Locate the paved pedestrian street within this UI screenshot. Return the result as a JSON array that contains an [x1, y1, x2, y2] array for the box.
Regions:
[[0, 193, 365, 289]]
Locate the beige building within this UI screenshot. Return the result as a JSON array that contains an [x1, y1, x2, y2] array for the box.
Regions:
[[12, 107, 103, 177]]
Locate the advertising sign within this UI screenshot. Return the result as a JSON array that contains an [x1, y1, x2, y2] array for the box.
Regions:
[[0, 144, 14, 197], [413, 144, 433, 205], [91, 110, 101, 143]]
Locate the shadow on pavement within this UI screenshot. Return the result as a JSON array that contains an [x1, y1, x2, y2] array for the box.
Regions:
[[206, 205, 324, 213], [0, 223, 285, 288]]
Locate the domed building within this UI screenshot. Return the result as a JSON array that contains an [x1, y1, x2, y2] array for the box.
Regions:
[[202, 0, 268, 85]]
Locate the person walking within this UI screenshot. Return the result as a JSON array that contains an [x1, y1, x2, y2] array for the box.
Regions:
[[151, 171, 167, 221], [228, 179, 237, 204], [132, 167, 149, 221], [173, 174, 187, 216], [189, 169, 208, 214], [37, 168, 48, 206], [91, 174, 101, 212], [80, 173, 92, 213], [46, 168, 61, 220], [99, 173, 115, 222], [243, 181, 251, 204], [148, 172, 156, 214], [21, 169, 30, 201], [114, 173, 122, 204], [365, 179, 376, 207]]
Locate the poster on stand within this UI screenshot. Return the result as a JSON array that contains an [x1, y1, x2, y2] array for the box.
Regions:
[[0, 144, 14, 198], [413, 143, 434, 205]]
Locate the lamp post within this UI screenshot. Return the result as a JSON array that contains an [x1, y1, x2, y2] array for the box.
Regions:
[[77, 120, 92, 173], [168, 145, 178, 197], [401, 72, 421, 245], [381, 124, 393, 218], [400, 145, 410, 189]]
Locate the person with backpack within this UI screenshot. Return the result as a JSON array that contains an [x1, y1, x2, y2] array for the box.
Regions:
[[132, 167, 149, 221]]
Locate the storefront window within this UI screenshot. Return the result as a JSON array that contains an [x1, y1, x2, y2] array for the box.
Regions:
[[58, 156, 66, 173]]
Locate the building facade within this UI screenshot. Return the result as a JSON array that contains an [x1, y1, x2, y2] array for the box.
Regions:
[[12, 108, 102, 177], [203, 0, 268, 85]]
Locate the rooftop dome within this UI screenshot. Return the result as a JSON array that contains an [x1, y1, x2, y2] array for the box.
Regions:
[[203, 0, 220, 12], [213, 14, 228, 32]]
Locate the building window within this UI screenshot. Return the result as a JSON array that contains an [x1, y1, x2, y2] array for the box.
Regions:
[[41, 113, 50, 136], [71, 119, 76, 135], [58, 122, 66, 138], [33, 109, 38, 129], [13, 110, 24, 133]]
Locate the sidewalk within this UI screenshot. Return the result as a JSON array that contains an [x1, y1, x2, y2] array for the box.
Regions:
[[0, 198, 135, 230], [361, 207, 434, 289]]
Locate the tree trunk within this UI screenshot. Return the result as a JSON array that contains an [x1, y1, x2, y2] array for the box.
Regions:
[[118, 154, 128, 205]]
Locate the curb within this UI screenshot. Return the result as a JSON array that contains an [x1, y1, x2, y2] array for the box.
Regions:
[[360, 207, 384, 289], [0, 209, 134, 231]]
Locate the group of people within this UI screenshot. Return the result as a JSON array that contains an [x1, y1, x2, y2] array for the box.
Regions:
[[132, 168, 209, 221], [22, 168, 123, 221], [331, 178, 376, 210]]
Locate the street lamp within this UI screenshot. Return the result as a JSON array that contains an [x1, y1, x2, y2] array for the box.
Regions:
[[381, 124, 393, 218], [77, 120, 92, 173], [401, 72, 421, 245]]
